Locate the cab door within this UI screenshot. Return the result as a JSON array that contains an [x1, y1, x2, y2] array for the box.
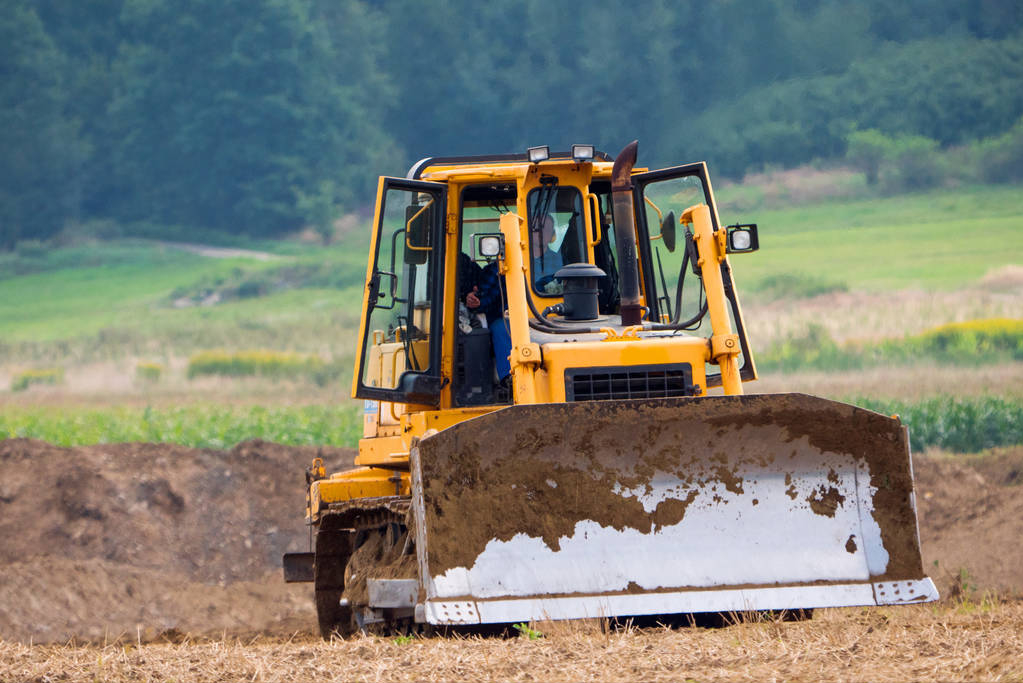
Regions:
[[353, 177, 447, 407], [631, 163, 756, 386]]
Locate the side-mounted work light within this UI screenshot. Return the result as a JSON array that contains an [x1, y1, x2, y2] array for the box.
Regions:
[[725, 224, 759, 253]]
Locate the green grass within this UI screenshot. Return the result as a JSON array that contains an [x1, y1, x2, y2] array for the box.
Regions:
[[749, 273, 849, 302], [2, 396, 1015, 454], [0, 239, 198, 278], [0, 287, 363, 368], [759, 318, 1023, 372], [0, 237, 371, 342], [0, 232, 322, 279], [187, 349, 345, 386], [0, 403, 362, 449], [726, 184, 1023, 292], [0, 251, 257, 342], [0, 237, 368, 367], [10, 368, 64, 392], [850, 395, 1023, 453]]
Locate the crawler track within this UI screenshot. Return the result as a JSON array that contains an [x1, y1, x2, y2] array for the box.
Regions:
[[313, 496, 413, 638]]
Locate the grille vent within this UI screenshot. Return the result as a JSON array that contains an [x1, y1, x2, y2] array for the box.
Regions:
[[565, 363, 697, 402]]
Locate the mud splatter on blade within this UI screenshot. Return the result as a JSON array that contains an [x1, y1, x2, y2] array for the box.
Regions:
[[409, 393, 938, 625]]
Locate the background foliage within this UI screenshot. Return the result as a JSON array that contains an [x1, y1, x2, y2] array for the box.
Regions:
[[758, 319, 1023, 373], [2, 396, 1017, 454], [0, 403, 362, 448], [2, 0, 1022, 247]]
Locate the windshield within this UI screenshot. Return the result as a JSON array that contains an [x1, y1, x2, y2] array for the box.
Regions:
[[526, 186, 585, 296], [640, 173, 710, 327]]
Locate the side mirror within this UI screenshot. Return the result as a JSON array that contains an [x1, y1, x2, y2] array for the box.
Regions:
[[404, 201, 433, 265], [726, 223, 759, 253], [660, 211, 676, 253], [367, 270, 398, 310], [473, 233, 505, 261]]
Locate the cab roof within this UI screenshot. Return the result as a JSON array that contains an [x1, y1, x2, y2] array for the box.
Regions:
[[406, 149, 614, 180]]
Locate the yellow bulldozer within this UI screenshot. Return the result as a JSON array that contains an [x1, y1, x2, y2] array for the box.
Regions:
[[283, 141, 938, 636]]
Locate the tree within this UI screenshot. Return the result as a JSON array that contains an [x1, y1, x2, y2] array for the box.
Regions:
[[34, 0, 126, 221], [109, 0, 392, 236], [883, 134, 942, 191], [0, 0, 83, 247], [979, 116, 1023, 183], [846, 129, 890, 184]]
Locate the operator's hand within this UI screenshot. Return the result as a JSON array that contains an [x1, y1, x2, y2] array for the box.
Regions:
[[466, 286, 480, 309]]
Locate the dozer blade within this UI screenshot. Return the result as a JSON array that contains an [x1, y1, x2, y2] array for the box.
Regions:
[[409, 393, 937, 626]]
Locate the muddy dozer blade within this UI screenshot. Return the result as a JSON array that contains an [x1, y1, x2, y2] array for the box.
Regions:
[[409, 393, 937, 626]]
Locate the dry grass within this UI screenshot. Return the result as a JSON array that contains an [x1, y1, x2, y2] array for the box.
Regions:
[[0, 363, 354, 409], [2, 603, 1021, 682], [979, 264, 1023, 291], [751, 363, 1023, 401], [741, 283, 1023, 349], [718, 165, 868, 210]]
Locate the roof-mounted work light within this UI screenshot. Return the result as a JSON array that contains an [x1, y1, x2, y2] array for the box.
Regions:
[[526, 145, 550, 163], [572, 144, 595, 162]]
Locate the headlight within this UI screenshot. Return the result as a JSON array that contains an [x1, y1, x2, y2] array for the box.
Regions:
[[474, 233, 505, 260], [479, 236, 502, 257], [725, 224, 759, 253], [731, 230, 751, 250], [526, 145, 550, 163], [571, 144, 595, 162]]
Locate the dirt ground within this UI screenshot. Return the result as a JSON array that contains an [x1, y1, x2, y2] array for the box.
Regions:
[[0, 438, 1020, 647], [0, 439, 356, 644], [1, 603, 1020, 683]]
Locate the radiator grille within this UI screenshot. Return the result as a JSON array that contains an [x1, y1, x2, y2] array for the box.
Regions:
[[565, 363, 697, 402]]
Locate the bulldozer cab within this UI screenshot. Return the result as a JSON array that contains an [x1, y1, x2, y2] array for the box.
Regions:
[[354, 155, 758, 411]]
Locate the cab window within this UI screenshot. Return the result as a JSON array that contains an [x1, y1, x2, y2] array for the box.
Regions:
[[526, 186, 585, 296], [639, 173, 708, 325], [356, 180, 444, 403]]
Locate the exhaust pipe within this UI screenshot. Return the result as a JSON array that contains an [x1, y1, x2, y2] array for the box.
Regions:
[[610, 140, 643, 326]]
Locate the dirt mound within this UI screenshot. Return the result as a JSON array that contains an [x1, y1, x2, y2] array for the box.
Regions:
[[914, 446, 1023, 597], [0, 439, 354, 643], [0, 558, 312, 644], [0, 438, 1019, 644]]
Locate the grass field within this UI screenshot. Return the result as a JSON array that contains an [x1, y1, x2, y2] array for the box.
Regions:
[[0, 237, 368, 347], [757, 318, 1023, 372], [2, 396, 1018, 453], [0, 403, 362, 448], [724, 183, 1023, 293]]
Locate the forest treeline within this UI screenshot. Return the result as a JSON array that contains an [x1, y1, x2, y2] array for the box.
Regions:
[[2, 0, 1022, 247]]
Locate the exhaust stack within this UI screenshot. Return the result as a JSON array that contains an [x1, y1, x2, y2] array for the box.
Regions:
[[610, 140, 643, 326]]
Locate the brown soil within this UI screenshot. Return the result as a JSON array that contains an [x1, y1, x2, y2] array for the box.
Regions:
[[914, 446, 1023, 597], [0, 438, 1020, 645], [0, 438, 355, 644]]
